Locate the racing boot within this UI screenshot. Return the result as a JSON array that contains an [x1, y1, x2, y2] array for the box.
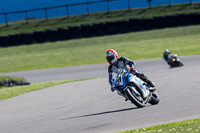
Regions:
[[148, 87, 156, 92], [111, 86, 115, 92], [145, 79, 156, 92], [146, 79, 155, 88], [137, 73, 155, 88]]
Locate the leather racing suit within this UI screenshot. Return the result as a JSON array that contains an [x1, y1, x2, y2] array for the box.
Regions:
[[107, 57, 155, 89]]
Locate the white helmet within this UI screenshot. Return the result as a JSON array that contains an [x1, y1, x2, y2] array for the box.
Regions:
[[164, 49, 169, 53], [105, 49, 118, 65]]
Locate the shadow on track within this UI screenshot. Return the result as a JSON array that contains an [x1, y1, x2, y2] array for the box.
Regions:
[[60, 107, 139, 120]]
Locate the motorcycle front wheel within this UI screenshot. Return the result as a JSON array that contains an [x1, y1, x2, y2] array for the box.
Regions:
[[125, 87, 145, 108], [178, 61, 183, 66], [149, 92, 160, 105], [173, 61, 183, 67]]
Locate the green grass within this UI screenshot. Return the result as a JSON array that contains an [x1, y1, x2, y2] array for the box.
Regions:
[[0, 24, 200, 73], [0, 78, 92, 100], [1, 2, 200, 36], [0, 76, 25, 81], [119, 118, 200, 133]]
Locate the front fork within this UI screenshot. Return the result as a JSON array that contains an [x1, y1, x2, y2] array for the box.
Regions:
[[117, 86, 140, 101], [122, 86, 151, 103]]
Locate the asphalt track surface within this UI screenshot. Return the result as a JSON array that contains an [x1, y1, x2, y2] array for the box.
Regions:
[[0, 55, 200, 133]]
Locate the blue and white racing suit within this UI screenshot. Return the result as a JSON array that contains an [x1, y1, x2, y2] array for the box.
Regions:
[[107, 57, 145, 87]]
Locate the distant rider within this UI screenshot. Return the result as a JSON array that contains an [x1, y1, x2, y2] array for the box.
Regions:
[[105, 49, 155, 92], [163, 49, 171, 63], [163, 49, 178, 65]]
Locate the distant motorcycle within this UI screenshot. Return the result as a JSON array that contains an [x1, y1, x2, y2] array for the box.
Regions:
[[167, 54, 183, 68], [112, 69, 159, 108]]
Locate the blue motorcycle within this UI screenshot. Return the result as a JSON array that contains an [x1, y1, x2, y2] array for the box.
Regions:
[[112, 69, 159, 108]]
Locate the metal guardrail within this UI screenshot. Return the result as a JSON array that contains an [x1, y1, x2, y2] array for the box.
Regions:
[[0, 0, 120, 26], [1, 12, 200, 46], [0, 0, 194, 26]]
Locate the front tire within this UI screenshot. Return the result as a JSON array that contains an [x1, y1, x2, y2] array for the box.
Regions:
[[174, 61, 183, 67], [149, 92, 159, 105], [125, 87, 145, 108], [178, 61, 183, 67]]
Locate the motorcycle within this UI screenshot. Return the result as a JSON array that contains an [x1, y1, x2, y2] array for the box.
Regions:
[[167, 54, 183, 68], [112, 69, 159, 108]]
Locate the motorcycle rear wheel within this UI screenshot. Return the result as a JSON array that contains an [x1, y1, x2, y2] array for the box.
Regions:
[[125, 87, 145, 108]]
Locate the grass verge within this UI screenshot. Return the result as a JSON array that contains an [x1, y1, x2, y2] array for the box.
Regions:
[[0, 75, 25, 81], [119, 117, 200, 133], [0, 78, 92, 101], [0, 24, 200, 72], [0, 2, 200, 36]]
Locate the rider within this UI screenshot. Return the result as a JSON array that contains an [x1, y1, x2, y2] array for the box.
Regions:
[[163, 49, 171, 64], [163, 49, 179, 65], [105, 49, 155, 92]]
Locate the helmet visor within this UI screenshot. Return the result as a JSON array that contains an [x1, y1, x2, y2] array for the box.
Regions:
[[106, 55, 115, 63]]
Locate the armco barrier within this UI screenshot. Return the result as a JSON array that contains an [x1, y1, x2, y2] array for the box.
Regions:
[[1, 13, 200, 46]]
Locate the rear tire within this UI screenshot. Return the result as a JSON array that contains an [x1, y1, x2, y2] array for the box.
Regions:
[[125, 87, 145, 108]]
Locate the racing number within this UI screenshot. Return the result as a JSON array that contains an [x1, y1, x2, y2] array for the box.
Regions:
[[116, 76, 123, 85]]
